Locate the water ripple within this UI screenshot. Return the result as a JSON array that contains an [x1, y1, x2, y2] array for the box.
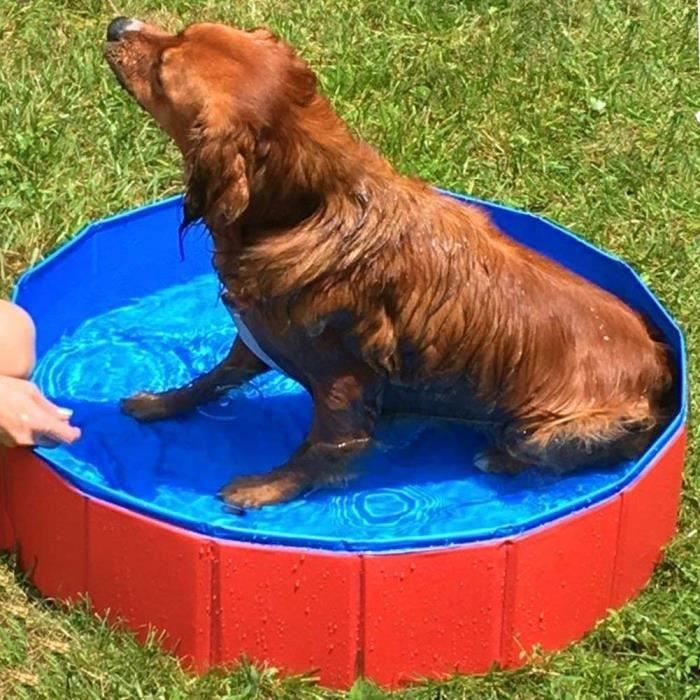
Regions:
[[329, 485, 441, 536], [34, 333, 193, 403]]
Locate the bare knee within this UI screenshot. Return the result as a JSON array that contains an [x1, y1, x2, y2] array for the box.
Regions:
[[0, 300, 36, 379]]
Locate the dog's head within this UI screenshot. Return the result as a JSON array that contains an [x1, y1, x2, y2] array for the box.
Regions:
[[104, 18, 320, 228]]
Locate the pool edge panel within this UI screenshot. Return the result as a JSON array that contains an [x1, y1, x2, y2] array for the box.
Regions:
[[500, 493, 622, 668], [3, 448, 87, 601], [213, 539, 362, 689], [87, 496, 214, 671], [1, 424, 687, 688], [362, 540, 507, 687], [611, 427, 686, 608]]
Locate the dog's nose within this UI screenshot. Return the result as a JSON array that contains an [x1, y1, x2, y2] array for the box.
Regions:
[[106, 16, 143, 42]]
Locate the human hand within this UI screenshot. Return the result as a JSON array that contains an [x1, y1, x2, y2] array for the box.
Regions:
[[0, 376, 81, 448]]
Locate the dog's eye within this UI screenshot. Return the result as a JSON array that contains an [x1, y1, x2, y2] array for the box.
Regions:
[[152, 54, 167, 93], [152, 64, 164, 93]]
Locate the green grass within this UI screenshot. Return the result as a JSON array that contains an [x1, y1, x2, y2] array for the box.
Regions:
[[1, 0, 698, 697]]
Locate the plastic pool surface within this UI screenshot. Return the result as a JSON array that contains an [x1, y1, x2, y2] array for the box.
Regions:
[[16, 192, 686, 552]]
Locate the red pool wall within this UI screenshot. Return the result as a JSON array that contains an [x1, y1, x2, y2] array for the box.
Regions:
[[0, 427, 686, 689]]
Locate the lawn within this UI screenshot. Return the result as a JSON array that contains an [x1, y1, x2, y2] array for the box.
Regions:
[[0, 0, 698, 697]]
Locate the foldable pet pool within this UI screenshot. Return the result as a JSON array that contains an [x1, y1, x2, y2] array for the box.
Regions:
[[1, 192, 687, 688]]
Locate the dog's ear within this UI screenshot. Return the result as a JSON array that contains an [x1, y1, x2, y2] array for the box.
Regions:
[[183, 117, 256, 231], [248, 27, 318, 107]]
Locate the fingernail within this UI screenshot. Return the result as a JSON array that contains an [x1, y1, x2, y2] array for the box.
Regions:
[[58, 408, 74, 418]]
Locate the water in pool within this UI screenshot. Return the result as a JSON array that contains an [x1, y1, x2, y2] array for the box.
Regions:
[[34, 273, 641, 551]]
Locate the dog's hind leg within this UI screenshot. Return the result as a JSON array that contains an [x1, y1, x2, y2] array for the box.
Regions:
[[121, 336, 269, 421], [475, 406, 659, 474], [474, 446, 528, 474]]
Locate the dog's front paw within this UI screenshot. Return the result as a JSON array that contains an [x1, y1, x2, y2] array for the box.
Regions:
[[121, 391, 174, 422], [219, 472, 305, 508]]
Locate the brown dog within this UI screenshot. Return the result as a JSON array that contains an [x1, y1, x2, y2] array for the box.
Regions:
[[104, 18, 673, 508]]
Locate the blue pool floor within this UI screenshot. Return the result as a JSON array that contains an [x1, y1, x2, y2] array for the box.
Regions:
[[33, 273, 643, 551]]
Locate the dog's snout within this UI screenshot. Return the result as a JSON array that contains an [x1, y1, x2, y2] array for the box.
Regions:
[[106, 16, 143, 42]]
